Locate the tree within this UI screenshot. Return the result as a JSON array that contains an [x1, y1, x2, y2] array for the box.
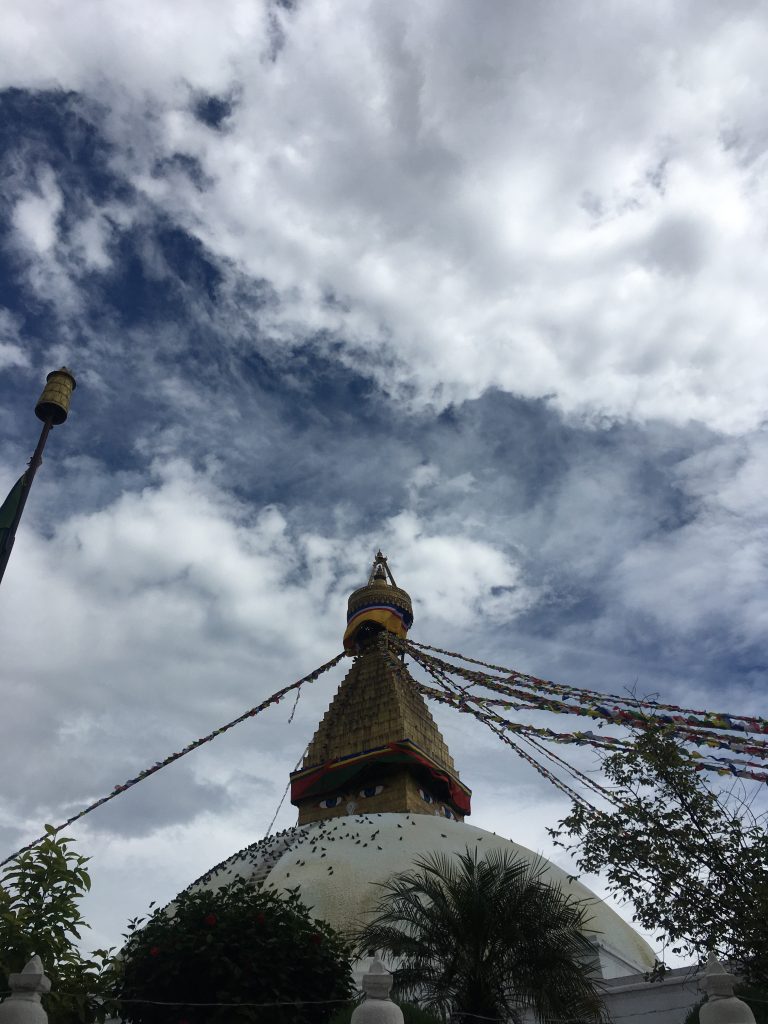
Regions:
[[551, 727, 768, 983], [354, 846, 605, 1024], [0, 827, 114, 1023], [113, 877, 354, 1024]]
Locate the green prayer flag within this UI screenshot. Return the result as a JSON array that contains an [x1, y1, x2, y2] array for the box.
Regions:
[[0, 474, 26, 553]]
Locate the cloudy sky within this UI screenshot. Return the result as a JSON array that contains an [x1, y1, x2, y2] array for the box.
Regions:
[[1, 0, 767, 959]]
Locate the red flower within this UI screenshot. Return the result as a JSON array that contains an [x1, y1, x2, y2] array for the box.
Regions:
[[309, 933, 322, 945], [149, 946, 160, 957], [204, 913, 217, 927], [256, 912, 266, 925]]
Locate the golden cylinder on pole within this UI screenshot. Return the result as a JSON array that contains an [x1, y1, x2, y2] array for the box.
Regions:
[[35, 367, 77, 425]]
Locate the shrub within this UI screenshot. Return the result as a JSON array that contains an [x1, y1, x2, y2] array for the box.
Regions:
[[114, 878, 354, 1023]]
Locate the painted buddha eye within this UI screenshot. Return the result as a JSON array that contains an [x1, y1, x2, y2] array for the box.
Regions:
[[418, 788, 434, 804], [443, 806, 454, 819], [319, 796, 342, 809], [359, 785, 384, 798]]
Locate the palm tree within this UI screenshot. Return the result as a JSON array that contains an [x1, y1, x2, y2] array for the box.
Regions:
[[355, 846, 605, 1024]]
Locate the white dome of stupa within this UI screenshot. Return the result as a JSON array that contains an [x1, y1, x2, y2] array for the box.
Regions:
[[189, 811, 654, 979]]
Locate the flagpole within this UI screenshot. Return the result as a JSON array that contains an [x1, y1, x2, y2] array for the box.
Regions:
[[0, 367, 77, 586]]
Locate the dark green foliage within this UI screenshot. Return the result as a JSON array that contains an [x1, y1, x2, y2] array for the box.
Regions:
[[0, 827, 113, 1023], [114, 878, 354, 1023], [354, 846, 605, 1024], [552, 727, 768, 984]]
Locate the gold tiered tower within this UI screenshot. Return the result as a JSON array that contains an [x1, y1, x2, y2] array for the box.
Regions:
[[290, 553, 471, 826]]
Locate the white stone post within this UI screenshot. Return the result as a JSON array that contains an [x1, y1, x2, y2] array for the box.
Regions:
[[351, 959, 405, 1023], [0, 956, 51, 1024], [699, 953, 755, 1024]]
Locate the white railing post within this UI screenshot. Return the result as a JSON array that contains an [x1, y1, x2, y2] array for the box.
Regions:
[[351, 959, 404, 1023], [699, 953, 755, 1024], [0, 955, 51, 1024]]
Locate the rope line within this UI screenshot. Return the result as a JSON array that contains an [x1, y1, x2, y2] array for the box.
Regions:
[[396, 639, 768, 775], [383, 640, 599, 811], [402, 638, 768, 733], [394, 636, 768, 787], [264, 745, 309, 839], [5, 627, 765, 870], [0, 652, 346, 867], [103, 995, 356, 1007], [401, 643, 613, 805], [412, 675, 600, 811], [419, 681, 768, 777]]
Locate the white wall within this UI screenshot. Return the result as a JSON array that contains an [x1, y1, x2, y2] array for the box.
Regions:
[[602, 965, 703, 1024]]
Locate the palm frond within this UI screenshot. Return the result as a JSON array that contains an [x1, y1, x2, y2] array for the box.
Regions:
[[355, 845, 606, 1024]]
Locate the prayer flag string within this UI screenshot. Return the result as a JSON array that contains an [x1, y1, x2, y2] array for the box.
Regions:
[[381, 640, 603, 811], [0, 651, 346, 867], [397, 639, 768, 748], [396, 637, 768, 785], [6, 626, 765, 870], [419, 680, 768, 782], [402, 638, 768, 734]]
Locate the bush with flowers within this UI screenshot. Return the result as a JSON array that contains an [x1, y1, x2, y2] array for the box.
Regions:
[[113, 877, 353, 1023]]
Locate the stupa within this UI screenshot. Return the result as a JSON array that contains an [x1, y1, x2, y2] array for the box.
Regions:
[[186, 553, 655, 979]]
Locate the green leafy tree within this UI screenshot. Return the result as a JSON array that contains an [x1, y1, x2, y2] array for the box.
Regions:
[[114, 877, 354, 1024], [551, 727, 768, 983], [354, 847, 605, 1024], [0, 827, 114, 1023]]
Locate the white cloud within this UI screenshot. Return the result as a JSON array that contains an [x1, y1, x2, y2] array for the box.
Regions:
[[0, 344, 28, 370], [12, 168, 62, 254], [2, 3, 768, 429], [385, 510, 537, 626], [616, 430, 768, 652], [1, 0, 767, 969], [0, 455, 546, 948], [0, 309, 29, 370], [0, 431, 762, 960], [0, 0, 258, 97], [69, 210, 113, 270], [0, 456, 536, 790], [7, 167, 92, 313]]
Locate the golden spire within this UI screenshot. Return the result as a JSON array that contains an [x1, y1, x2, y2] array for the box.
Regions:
[[368, 549, 395, 585], [343, 550, 414, 654], [290, 554, 471, 825]]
